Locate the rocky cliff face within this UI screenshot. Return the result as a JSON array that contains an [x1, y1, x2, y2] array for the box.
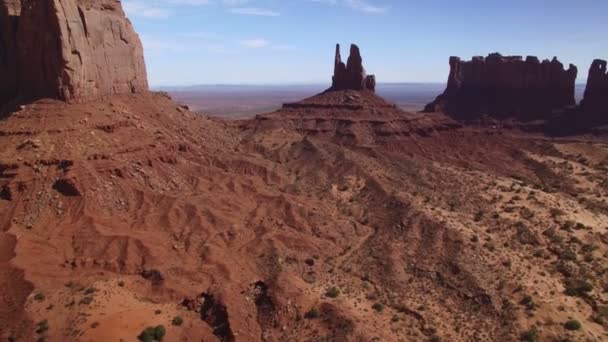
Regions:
[[1, 0, 148, 104], [0, 0, 20, 103], [331, 44, 376, 92], [580, 59, 608, 121], [425, 53, 578, 120]]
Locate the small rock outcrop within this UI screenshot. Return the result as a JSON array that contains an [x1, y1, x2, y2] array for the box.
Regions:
[[1, 0, 148, 104], [580, 59, 608, 121], [331, 44, 376, 92], [425, 53, 577, 120]]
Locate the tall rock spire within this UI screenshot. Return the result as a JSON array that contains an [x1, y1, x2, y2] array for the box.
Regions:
[[331, 43, 375, 92], [580, 59, 608, 121]]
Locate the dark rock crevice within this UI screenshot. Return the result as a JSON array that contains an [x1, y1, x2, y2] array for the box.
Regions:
[[199, 293, 235, 342], [52, 178, 81, 197]]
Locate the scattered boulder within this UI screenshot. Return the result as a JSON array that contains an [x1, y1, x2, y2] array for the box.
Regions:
[[425, 53, 577, 121], [580, 59, 608, 122], [331, 44, 376, 92], [1, 0, 148, 105]]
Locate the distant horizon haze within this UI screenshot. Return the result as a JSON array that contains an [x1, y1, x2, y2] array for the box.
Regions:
[[124, 0, 606, 87], [164, 83, 587, 119]]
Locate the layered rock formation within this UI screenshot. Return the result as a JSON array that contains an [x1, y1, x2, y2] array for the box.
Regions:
[[425, 53, 577, 120], [0, 0, 20, 104], [580, 59, 608, 120], [331, 44, 376, 92], [0, 0, 148, 104]]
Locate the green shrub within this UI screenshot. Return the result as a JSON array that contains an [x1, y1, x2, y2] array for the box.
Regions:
[[520, 295, 535, 310], [36, 320, 49, 334], [325, 287, 340, 298], [550, 208, 564, 218], [34, 293, 45, 302], [564, 320, 581, 331], [565, 279, 593, 297], [532, 249, 545, 258], [519, 327, 537, 342], [305, 307, 319, 319], [138, 325, 166, 342], [372, 302, 384, 312], [171, 316, 183, 326], [83, 287, 96, 295], [79, 296, 93, 305], [559, 250, 577, 261]]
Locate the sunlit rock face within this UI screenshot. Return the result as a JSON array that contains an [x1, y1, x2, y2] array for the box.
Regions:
[[0, 0, 148, 104]]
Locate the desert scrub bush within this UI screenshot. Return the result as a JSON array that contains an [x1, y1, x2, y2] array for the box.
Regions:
[[561, 221, 575, 231], [372, 302, 384, 312], [532, 249, 546, 258], [171, 316, 183, 326], [79, 296, 93, 305], [138, 325, 166, 342], [564, 320, 581, 331], [565, 279, 593, 297], [83, 287, 96, 295], [305, 307, 319, 319], [520, 207, 534, 220], [519, 295, 536, 311], [36, 320, 49, 333], [325, 287, 340, 298], [474, 210, 485, 222], [33, 293, 45, 302], [519, 327, 538, 342], [550, 208, 565, 218], [581, 244, 598, 253], [559, 249, 577, 261], [428, 335, 441, 342]]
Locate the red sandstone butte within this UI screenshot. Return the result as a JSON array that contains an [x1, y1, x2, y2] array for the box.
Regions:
[[0, 0, 148, 104]]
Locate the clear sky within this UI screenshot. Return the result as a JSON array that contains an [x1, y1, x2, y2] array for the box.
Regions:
[[122, 0, 608, 86]]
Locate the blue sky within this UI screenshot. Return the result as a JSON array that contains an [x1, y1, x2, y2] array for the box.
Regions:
[[122, 0, 608, 86]]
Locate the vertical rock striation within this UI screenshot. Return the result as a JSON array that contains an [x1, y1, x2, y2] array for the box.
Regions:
[[1, 0, 148, 104], [0, 0, 21, 104], [425, 53, 577, 120], [331, 44, 376, 92], [580, 59, 608, 121]]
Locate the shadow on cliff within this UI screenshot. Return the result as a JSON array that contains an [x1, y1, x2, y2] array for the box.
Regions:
[[543, 108, 608, 137]]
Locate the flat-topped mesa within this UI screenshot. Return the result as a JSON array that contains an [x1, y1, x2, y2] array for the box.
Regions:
[[425, 53, 578, 121], [580, 59, 608, 121], [331, 44, 376, 92], [0, 0, 148, 105]]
